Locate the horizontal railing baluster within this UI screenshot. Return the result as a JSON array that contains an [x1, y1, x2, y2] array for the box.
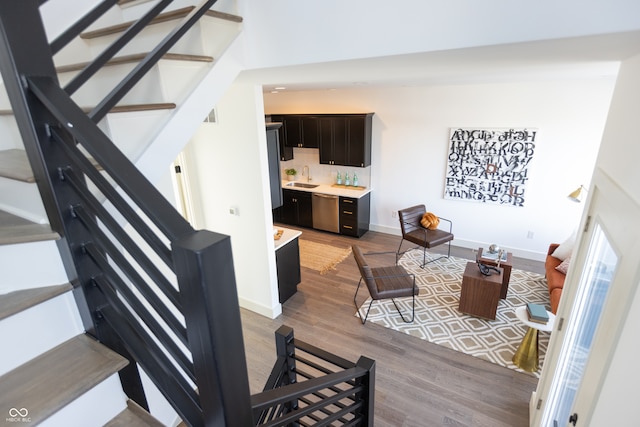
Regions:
[[100, 305, 204, 427], [62, 168, 181, 308], [28, 76, 193, 241], [82, 241, 189, 347], [52, 129, 175, 267], [293, 339, 356, 370], [93, 274, 195, 383]]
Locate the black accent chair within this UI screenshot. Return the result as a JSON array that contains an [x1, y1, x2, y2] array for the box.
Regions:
[[397, 204, 454, 268], [352, 245, 418, 324]]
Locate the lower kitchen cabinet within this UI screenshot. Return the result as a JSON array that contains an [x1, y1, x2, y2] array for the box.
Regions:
[[281, 189, 313, 228], [339, 193, 370, 237], [275, 236, 301, 303]]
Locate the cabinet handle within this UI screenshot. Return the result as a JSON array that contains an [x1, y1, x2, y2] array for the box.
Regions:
[[343, 225, 353, 229], [343, 211, 353, 215], [343, 199, 354, 204]]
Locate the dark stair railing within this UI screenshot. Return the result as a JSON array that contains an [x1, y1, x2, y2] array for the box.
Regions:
[[254, 326, 375, 426], [0, 1, 375, 426]]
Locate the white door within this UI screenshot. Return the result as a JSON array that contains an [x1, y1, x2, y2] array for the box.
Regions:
[[533, 169, 640, 426]]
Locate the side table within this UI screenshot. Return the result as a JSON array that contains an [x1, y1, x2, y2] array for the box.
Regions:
[[477, 247, 513, 299], [512, 305, 555, 372], [458, 262, 503, 320]]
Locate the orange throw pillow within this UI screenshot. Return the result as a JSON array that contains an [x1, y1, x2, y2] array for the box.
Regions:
[[420, 212, 440, 230]]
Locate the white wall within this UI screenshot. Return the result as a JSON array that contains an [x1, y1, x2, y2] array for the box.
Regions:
[[264, 77, 616, 259], [183, 83, 281, 319], [586, 53, 640, 426]]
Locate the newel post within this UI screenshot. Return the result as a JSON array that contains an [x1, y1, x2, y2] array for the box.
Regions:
[[274, 325, 299, 416], [355, 356, 376, 426], [173, 229, 253, 426]]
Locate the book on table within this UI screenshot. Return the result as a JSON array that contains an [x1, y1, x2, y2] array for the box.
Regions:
[[526, 302, 549, 324], [481, 249, 508, 262]]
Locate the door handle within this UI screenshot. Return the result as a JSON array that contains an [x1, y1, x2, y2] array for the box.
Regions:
[[569, 413, 578, 426]]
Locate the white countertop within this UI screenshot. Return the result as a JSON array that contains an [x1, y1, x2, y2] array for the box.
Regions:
[[274, 226, 302, 251], [280, 180, 371, 198]]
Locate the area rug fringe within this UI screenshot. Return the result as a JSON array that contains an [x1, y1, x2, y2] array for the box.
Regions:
[[357, 249, 551, 376], [299, 240, 352, 275]]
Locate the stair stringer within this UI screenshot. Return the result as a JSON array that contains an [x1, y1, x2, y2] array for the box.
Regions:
[[133, 32, 246, 185]]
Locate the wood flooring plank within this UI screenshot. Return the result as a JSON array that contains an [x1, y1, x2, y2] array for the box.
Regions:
[[242, 225, 540, 426]]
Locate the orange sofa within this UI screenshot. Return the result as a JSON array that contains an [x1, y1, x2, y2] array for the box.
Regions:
[[545, 243, 565, 314]]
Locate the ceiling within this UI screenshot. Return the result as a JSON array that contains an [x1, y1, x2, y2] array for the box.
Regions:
[[245, 31, 640, 93]]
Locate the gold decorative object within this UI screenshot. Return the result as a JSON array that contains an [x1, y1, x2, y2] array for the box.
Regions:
[[512, 327, 539, 372]]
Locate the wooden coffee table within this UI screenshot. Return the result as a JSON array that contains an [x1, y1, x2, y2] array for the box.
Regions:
[[477, 247, 513, 299], [458, 262, 503, 320]]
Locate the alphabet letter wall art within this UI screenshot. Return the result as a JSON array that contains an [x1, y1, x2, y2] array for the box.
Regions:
[[444, 128, 537, 207]]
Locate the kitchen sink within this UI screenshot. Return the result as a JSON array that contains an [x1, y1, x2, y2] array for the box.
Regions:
[[286, 182, 319, 189]]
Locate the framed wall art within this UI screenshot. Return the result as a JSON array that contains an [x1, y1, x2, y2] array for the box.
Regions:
[[444, 127, 537, 207]]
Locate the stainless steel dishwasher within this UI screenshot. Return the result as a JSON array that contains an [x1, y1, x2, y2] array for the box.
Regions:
[[312, 193, 340, 233]]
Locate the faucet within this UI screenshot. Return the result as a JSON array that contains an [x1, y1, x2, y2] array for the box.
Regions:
[[302, 165, 311, 182]]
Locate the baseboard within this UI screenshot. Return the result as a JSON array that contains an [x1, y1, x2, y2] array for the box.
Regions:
[[238, 297, 282, 319], [369, 224, 546, 262]]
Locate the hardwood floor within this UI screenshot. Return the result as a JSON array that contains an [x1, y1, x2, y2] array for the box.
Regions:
[[241, 226, 542, 426]]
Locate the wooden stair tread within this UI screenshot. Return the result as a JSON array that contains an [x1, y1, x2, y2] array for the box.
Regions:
[[0, 334, 128, 425], [0, 208, 59, 245], [0, 148, 105, 185], [56, 52, 214, 74], [81, 6, 242, 39], [103, 102, 177, 113], [0, 149, 36, 183], [0, 102, 176, 116], [0, 283, 71, 321], [105, 400, 165, 427]]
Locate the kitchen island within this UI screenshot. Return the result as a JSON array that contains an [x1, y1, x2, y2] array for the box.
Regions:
[[274, 226, 302, 303]]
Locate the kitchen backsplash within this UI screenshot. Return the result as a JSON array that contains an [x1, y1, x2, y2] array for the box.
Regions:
[[280, 147, 371, 188]]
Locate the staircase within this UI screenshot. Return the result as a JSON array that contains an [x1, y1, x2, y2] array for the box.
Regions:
[[0, 1, 375, 426]]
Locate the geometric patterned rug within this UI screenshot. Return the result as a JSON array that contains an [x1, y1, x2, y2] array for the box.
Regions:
[[357, 249, 551, 377]]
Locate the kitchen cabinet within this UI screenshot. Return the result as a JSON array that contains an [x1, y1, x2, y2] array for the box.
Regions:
[[275, 234, 301, 303], [266, 123, 283, 208], [281, 189, 313, 228], [273, 115, 320, 148], [319, 114, 373, 167], [267, 116, 293, 160], [339, 193, 370, 237]]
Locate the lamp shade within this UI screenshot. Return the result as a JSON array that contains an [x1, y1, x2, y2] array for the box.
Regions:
[[568, 185, 587, 203]]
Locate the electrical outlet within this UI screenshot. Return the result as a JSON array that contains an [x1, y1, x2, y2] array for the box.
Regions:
[[527, 231, 534, 239], [392, 211, 397, 219]]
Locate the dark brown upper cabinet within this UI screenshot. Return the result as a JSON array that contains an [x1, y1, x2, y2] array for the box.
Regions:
[[268, 113, 374, 166], [319, 114, 373, 167], [279, 115, 320, 148]]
